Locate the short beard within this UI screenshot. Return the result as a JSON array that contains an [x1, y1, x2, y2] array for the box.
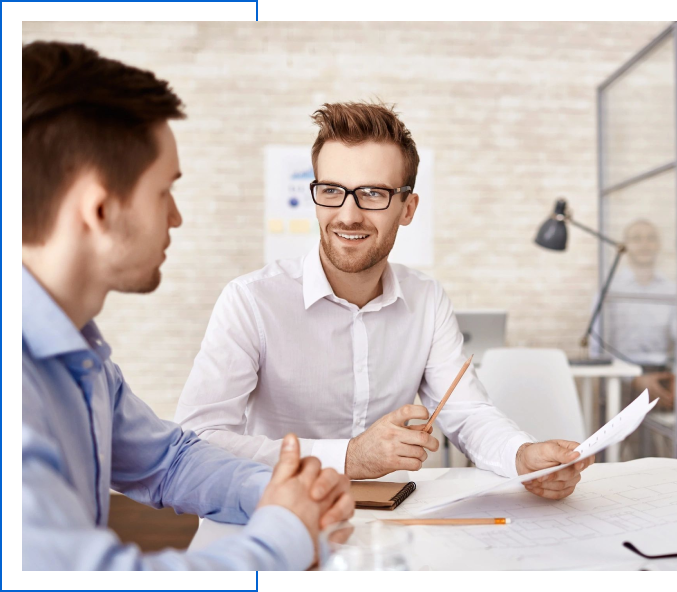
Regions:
[[114, 266, 162, 295], [320, 219, 400, 274], [132, 268, 162, 294], [109, 218, 164, 294]]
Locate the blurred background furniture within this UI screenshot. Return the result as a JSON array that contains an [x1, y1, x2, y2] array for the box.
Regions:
[[570, 358, 642, 461], [477, 348, 586, 443], [455, 310, 507, 365]]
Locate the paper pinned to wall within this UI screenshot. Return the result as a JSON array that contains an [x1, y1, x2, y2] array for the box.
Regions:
[[418, 389, 659, 516], [264, 145, 434, 267]]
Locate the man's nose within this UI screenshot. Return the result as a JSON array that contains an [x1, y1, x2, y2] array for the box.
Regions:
[[334, 193, 365, 225], [169, 194, 183, 228]]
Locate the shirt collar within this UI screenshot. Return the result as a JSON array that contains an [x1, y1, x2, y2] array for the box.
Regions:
[[22, 266, 111, 362], [302, 243, 335, 310], [379, 262, 407, 310], [301, 243, 408, 311]]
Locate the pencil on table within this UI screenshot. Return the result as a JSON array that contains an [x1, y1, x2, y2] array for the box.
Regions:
[[381, 518, 511, 526]]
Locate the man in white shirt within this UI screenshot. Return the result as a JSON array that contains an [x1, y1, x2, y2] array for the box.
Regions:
[[592, 219, 676, 409], [176, 102, 593, 499]]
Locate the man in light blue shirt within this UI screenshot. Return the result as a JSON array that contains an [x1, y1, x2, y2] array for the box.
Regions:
[[22, 41, 353, 571]]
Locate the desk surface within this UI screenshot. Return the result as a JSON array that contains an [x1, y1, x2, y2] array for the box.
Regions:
[[189, 460, 677, 571], [569, 358, 642, 378]]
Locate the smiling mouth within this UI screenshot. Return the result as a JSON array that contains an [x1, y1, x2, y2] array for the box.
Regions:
[[334, 231, 370, 242]]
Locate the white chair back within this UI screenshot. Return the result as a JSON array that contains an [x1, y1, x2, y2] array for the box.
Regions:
[[477, 348, 586, 443]]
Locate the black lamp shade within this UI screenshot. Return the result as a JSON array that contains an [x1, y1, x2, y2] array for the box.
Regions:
[[535, 199, 568, 251]]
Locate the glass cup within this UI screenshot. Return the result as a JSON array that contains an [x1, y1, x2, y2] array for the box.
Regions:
[[320, 520, 413, 571]]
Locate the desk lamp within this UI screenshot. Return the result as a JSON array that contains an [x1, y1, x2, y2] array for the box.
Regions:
[[535, 198, 626, 364]]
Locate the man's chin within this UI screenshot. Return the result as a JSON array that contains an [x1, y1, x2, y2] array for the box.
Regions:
[[139, 268, 162, 293], [321, 237, 383, 274], [330, 253, 381, 274], [120, 268, 162, 294]]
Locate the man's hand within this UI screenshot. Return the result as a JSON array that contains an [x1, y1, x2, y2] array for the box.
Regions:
[[345, 404, 440, 479], [632, 372, 675, 409], [258, 434, 355, 554], [516, 440, 594, 500], [308, 461, 354, 530]]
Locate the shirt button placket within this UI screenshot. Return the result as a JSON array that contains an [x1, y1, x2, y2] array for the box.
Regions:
[[351, 311, 370, 438]]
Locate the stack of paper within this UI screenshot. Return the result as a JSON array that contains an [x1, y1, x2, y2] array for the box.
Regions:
[[418, 389, 658, 516]]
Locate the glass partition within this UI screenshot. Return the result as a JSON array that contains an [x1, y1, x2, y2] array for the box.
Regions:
[[603, 36, 675, 189], [598, 24, 676, 459]]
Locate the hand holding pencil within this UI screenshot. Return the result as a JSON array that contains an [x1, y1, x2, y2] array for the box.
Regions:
[[408, 355, 474, 435], [345, 404, 441, 480], [344, 355, 473, 480]]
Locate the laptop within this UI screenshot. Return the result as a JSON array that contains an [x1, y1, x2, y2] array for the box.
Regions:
[[455, 310, 507, 365]]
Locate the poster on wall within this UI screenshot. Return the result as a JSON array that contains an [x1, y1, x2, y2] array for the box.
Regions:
[[264, 145, 434, 267]]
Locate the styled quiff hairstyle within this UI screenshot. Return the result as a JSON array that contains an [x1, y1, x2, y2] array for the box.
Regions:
[[310, 102, 420, 194], [22, 41, 186, 244]]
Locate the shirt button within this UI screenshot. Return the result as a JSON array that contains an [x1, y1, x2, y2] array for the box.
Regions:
[[82, 359, 94, 369], [99, 452, 105, 464]]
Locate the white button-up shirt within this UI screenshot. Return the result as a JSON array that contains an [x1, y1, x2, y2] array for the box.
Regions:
[[591, 267, 676, 367], [176, 244, 534, 478]]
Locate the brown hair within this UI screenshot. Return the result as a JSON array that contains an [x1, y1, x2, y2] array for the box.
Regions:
[[310, 102, 420, 194], [22, 41, 186, 244]]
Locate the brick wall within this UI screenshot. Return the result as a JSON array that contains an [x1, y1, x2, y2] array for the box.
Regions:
[[22, 21, 670, 419]]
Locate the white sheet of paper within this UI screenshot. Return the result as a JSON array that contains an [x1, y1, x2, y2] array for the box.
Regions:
[[418, 389, 658, 516], [370, 458, 677, 571]]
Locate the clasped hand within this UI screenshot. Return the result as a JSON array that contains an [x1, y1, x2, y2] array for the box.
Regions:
[[258, 434, 355, 560]]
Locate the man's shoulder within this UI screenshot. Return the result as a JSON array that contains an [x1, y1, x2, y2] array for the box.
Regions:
[[390, 263, 442, 295], [653, 273, 677, 293], [230, 256, 304, 289]]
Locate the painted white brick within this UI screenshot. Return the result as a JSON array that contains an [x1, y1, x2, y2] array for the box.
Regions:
[[22, 21, 669, 418]]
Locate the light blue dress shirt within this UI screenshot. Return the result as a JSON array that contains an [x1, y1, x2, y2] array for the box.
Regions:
[[21, 266, 313, 570]]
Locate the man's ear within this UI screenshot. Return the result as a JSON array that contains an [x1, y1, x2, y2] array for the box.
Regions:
[[399, 192, 419, 227], [79, 173, 122, 237]]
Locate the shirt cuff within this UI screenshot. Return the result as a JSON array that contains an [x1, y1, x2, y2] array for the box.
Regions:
[[503, 433, 537, 478], [244, 505, 314, 571], [310, 439, 351, 473], [239, 471, 272, 519]]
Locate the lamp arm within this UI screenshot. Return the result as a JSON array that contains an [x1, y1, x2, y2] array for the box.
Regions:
[[567, 217, 622, 248], [581, 245, 626, 347]]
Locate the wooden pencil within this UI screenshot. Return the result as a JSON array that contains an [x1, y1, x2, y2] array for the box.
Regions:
[[381, 518, 510, 526], [423, 354, 474, 433]]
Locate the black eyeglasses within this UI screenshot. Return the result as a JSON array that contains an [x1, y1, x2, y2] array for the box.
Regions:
[[310, 181, 412, 211]]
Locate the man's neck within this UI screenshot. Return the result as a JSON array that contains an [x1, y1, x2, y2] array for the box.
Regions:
[[319, 247, 387, 309], [628, 262, 656, 287], [22, 245, 106, 330]]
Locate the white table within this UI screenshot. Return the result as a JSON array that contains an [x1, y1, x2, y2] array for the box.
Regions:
[[189, 469, 443, 554], [570, 359, 642, 462], [190, 463, 677, 571]]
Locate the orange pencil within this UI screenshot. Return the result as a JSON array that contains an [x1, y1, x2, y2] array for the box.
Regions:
[[381, 518, 510, 526], [423, 354, 474, 433]]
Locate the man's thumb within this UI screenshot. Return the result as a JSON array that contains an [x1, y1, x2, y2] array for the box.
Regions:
[[271, 433, 301, 483], [550, 441, 580, 464]]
